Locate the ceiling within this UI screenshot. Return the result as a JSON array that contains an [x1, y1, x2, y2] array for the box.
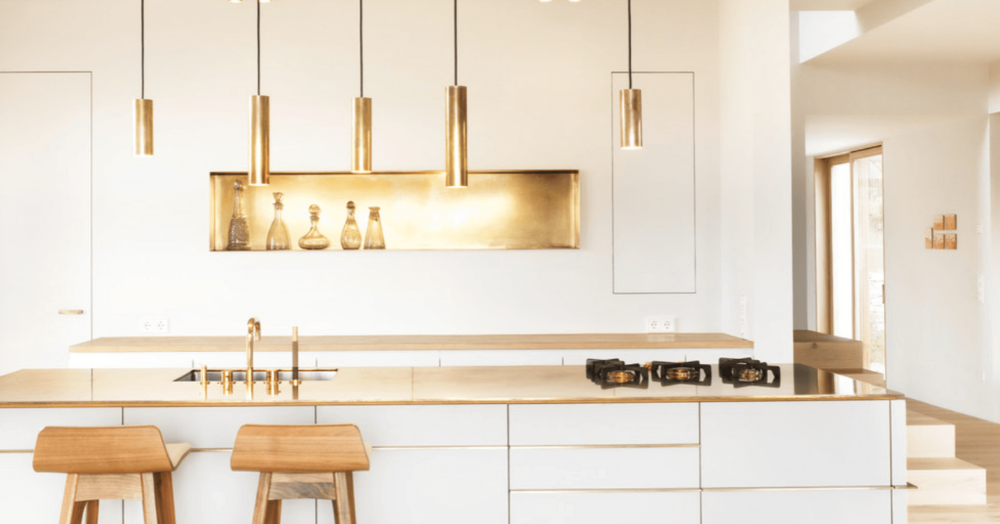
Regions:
[[790, 0, 876, 10], [807, 0, 1000, 65], [805, 115, 971, 157]]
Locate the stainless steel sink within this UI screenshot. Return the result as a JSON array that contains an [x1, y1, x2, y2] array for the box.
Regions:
[[174, 368, 337, 383]]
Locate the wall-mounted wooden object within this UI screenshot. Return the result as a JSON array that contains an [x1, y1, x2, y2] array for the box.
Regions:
[[209, 171, 579, 251]]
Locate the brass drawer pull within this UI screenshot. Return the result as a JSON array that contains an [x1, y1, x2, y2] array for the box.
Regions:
[[58, 309, 84, 315]]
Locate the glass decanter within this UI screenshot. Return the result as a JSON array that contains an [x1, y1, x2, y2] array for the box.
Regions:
[[226, 180, 251, 251], [266, 192, 290, 250], [363, 206, 385, 250], [340, 201, 362, 250], [298, 204, 331, 250]]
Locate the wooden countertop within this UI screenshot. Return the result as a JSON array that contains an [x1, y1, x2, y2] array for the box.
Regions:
[[0, 364, 901, 408], [70, 333, 754, 353]]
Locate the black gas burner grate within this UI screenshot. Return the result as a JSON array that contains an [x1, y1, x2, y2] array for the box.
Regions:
[[718, 357, 781, 388], [649, 361, 712, 386], [585, 359, 649, 389]]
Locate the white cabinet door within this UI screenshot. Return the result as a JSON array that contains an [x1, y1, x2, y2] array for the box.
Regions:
[[123, 406, 315, 448], [318, 404, 507, 446], [701, 400, 891, 488], [510, 403, 699, 445], [510, 446, 700, 489], [0, 73, 91, 377], [511, 491, 700, 524], [318, 448, 508, 524], [439, 350, 563, 366], [0, 407, 121, 450], [124, 451, 314, 524], [0, 453, 122, 524], [702, 490, 892, 524]]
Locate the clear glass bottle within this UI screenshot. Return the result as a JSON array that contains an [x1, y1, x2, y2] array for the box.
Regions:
[[266, 192, 290, 250], [340, 201, 362, 250], [226, 180, 251, 251], [298, 204, 331, 250], [363, 206, 385, 250]]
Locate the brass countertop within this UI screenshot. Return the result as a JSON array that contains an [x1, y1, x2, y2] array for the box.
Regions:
[[0, 365, 901, 408], [69, 333, 753, 353]]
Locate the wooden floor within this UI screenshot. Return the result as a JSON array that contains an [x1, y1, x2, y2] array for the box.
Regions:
[[906, 398, 1000, 523]]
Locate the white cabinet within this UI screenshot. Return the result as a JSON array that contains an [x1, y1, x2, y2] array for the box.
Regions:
[[701, 401, 891, 488], [317, 404, 506, 446], [123, 406, 315, 448], [315, 350, 440, 368], [511, 491, 700, 524], [123, 451, 314, 524], [0, 407, 121, 450], [318, 448, 508, 524], [510, 446, 700, 489], [439, 350, 563, 366], [0, 453, 122, 524], [509, 403, 699, 445], [562, 348, 753, 366], [701, 490, 892, 524]]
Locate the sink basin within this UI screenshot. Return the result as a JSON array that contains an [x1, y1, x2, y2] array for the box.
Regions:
[[174, 368, 338, 383]]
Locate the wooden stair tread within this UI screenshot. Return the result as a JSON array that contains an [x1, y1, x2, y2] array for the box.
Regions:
[[909, 457, 985, 471], [907, 411, 952, 426]]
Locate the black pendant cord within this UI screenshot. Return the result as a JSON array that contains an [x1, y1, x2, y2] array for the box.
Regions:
[[453, 0, 458, 86], [140, 0, 145, 99], [360, 0, 364, 97], [627, 0, 633, 89], [257, 0, 261, 96]]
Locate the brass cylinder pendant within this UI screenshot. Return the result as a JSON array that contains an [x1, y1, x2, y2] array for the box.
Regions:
[[619, 88, 643, 150], [445, 85, 468, 188], [249, 95, 270, 186], [133, 99, 154, 157], [352, 97, 372, 173]]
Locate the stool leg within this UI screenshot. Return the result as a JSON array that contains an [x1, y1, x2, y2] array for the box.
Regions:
[[332, 472, 356, 524], [59, 474, 87, 524], [84, 501, 99, 524], [264, 500, 282, 524], [251, 473, 273, 524], [140, 472, 160, 524], [154, 472, 177, 524]]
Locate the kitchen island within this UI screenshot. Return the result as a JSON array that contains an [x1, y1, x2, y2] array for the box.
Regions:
[[0, 364, 906, 524]]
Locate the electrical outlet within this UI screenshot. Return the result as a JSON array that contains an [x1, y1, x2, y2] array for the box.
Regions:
[[645, 316, 676, 333], [140, 317, 169, 334]]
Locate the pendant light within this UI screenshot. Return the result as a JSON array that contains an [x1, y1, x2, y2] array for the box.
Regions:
[[133, 0, 153, 157], [445, 0, 468, 188], [619, 0, 642, 150], [249, 0, 270, 186], [352, 0, 372, 173]]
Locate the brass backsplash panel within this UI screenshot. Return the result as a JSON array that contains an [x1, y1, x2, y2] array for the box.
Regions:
[[210, 171, 580, 251]]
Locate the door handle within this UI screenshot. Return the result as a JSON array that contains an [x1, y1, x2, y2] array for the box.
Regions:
[[58, 309, 84, 315]]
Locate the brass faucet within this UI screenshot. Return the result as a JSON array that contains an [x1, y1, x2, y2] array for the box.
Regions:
[[246, 318, 261, 387]]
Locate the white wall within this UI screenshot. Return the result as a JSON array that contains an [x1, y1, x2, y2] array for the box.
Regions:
[[719, 0, 794, 363], [793, 51, 998, 419], [0, 1, 798, 350]]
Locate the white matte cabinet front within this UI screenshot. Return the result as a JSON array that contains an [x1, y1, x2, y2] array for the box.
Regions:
[[702, 490, 893, 524], [511, 491, 701, 524], [0, 453, 123, 524]]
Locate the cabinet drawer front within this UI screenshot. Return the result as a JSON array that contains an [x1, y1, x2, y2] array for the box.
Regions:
[[123, 406, 314, 449], [317, 405, 507, 447], [509, 403, 698, 445], [702, 490, 892, 524], [511, 491, 700, 524], [0, 408, 121, 450], [701, 401, 891, 488], [510, 447, 699, 489]]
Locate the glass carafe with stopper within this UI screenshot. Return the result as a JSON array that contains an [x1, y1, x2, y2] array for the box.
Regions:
[[266, 192, 290, 250], [363, 206, 385, 250], [226, 180, 251, 251], [340, 201, 362, 250], [298, 204, 330, 250]]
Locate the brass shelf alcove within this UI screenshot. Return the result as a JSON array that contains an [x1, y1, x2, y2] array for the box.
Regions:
[[209, 171, 580, 251]]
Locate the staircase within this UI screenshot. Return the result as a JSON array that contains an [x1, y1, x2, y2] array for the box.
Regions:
[[907, 409, 987, 506]]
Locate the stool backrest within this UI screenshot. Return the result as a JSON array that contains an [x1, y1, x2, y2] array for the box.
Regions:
[[231, 424, 370, 473], [33, 426, 174, 474]]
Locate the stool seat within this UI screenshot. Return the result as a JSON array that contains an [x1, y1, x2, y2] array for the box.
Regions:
[[33, 426, 188, 524], [232, 424, 369, 524]]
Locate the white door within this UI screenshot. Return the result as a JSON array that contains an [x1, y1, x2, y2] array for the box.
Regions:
[[0, 73, 91, 376]]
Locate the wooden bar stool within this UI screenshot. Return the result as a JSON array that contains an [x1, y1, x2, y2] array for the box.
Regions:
[[231, 424, 371, 524], [33, 426, 191, 524]]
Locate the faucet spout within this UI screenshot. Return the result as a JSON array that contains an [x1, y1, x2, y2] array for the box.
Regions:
[[246, 318, 261, 386]]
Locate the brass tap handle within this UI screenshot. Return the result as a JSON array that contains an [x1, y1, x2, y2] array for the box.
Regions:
[[291, 326, 300, 386], [200, 364, 209, 387]]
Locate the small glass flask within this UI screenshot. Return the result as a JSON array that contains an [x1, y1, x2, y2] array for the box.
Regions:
[[340, 201, 362, 250], [266, 192, 290, 250], [298, 204, 331, 250], [363, 206, 385, 250], [226, 180, 251, 251]]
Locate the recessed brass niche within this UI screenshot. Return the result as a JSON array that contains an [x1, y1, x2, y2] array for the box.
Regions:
[[209, 171, 580, 251]]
